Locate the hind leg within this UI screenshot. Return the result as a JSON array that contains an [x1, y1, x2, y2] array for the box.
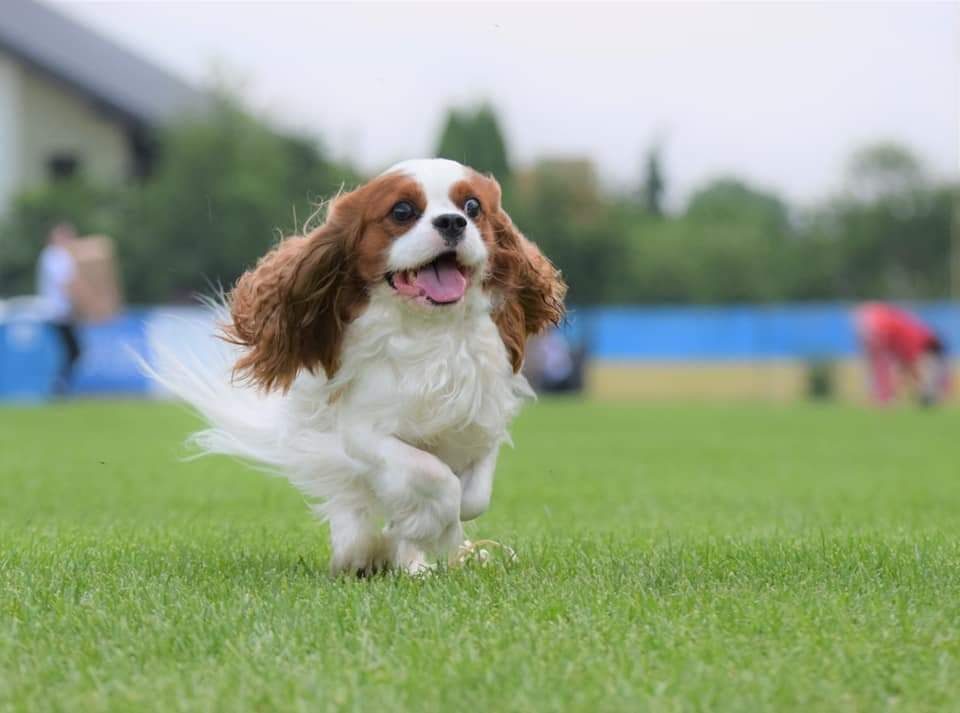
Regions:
[[327, 506, 395, 577]]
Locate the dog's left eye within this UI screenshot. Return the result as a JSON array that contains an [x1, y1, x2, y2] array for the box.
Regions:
[[391, 201, 417, 223], [464, 197, 481, 219]]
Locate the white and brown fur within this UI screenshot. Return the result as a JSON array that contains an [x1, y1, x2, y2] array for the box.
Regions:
[[152, 158, 565, 575]]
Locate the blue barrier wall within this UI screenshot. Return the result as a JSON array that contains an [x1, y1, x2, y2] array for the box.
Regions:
[[566, 302, 960, 361], [0, 320, 61, 400], [0, 310, 151, 401], [1, 302, 958, 400], [70, 311, 151, 395]]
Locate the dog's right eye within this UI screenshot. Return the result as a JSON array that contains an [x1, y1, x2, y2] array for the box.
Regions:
[[391, 201, 417, 223]]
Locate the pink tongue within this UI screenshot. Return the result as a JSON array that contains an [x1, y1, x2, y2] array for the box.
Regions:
[[413, 255, 467, 303]]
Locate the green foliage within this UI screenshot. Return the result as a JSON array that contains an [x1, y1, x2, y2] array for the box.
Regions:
[[846, 141, 925, 200], [119, 97, 358, 302], [0, 94, 359, 303], [3, 400, 960, 710], [625, 215, 781, 303], [794, 185, 954, 300], [0, 180, 124, 296], [806, 360, 835, 400], [508, 160, 632, 305], [0, 93, 952, 309], [435, 103, 511, 181], [686, 177, 789, 236], [611, 177, 791, 303], [508, 142, 953, 305]]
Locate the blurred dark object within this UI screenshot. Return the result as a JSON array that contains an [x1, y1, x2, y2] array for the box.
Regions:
[[641, 144, 665, 218], [918, 337, 950, 408], [524, 330, 585, 394], [806, 360, 835, 401]]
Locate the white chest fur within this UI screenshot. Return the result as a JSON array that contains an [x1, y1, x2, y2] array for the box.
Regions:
[[291, 285, 532, 474]]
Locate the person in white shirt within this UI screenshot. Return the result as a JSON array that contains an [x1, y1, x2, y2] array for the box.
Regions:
[[37, 222, 82, 394]]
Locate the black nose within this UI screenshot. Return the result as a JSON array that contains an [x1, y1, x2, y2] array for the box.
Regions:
[[432, 213, 467, 244]]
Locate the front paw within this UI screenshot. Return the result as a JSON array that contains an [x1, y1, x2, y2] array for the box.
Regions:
[[460, 490, 490, 521], [329, 533, 395, 578], [391, 539, 433, 575], [386, 480, 462, 555]]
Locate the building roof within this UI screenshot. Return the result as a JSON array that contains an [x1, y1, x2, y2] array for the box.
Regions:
[[0, 0, 205, 126]]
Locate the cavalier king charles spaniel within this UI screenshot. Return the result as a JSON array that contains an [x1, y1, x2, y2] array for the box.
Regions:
[[154, 158, 565, 575]]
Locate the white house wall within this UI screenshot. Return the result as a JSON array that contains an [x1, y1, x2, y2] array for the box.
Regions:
[[0, 53, 22, 216], [17, 61, 130, 189]]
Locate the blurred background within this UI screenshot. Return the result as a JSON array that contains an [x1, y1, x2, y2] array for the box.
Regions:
[[0, 0, 957, 404]]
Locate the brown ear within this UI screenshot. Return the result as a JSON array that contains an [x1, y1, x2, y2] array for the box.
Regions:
[[223, 218, 365, 392], [487, 209, 567, 372]]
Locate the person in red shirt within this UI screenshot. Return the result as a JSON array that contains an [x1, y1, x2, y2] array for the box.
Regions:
[[854, 303, 950, 405]]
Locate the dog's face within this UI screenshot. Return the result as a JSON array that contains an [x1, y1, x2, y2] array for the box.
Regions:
[[381, 159, 491, 308], [225, 158, 566, 391]]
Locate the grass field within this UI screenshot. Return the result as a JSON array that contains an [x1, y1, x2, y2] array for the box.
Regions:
[[2, 399, 959, 712]]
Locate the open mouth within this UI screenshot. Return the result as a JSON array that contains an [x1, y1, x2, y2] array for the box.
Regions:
[[385, 252, 471, 305]]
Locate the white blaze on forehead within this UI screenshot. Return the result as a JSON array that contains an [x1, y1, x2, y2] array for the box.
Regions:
[[381, 158, 488, 273], [382, 158, 467, 214]]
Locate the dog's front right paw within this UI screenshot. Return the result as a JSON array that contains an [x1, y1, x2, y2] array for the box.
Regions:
[[385, 478, 462, 556]]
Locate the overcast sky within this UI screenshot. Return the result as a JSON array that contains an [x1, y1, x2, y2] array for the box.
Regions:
[[53, 1, 959, 205]]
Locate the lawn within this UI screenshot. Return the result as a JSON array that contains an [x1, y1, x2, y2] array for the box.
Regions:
[[1, 399, 959, 712]]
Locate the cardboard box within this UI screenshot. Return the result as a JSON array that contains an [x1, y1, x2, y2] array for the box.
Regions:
[[67, 235, 123, 323]]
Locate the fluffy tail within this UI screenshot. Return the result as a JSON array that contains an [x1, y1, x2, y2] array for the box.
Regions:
[[144, 305, 287, 466], [144, 305, 359, 510]]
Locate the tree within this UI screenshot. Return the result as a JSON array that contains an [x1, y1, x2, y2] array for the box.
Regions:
[[508, 160, 630, 305], [799, 186, 954, 300], [626, 216, 781, 303], [641, 145, 665, 217], [119, 95, 357, 302], [435, 103, 511, 181], [686, 178, 789, 237], [4, 113, 953, 308], [846, 142, 924, 200], [801, 142, 951, 300]]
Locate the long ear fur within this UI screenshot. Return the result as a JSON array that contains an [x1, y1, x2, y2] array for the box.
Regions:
[[223, 217, 365, 392], [487, 209, 567, 372]]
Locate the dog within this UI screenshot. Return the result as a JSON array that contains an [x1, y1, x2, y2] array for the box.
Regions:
[[153, 158, 565, 575]]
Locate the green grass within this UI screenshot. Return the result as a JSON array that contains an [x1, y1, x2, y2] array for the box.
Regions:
[[2, 400, 960, 712]]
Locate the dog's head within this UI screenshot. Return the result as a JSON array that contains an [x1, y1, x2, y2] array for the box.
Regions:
[[225, 158, 566, 391]]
